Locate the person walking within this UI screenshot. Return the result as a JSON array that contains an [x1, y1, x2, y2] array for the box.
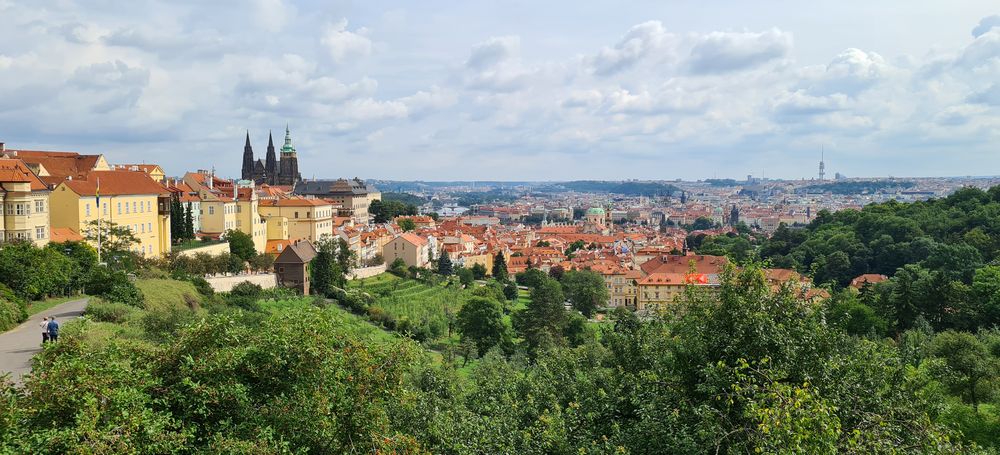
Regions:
[[39, 317, 49, 343], [46, 318, 60, 343]]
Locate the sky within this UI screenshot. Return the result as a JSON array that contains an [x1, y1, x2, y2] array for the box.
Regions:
[[1, 1, 999, 181]]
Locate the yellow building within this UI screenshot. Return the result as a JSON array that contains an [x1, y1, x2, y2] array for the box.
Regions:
[[636, 272, 718, 312], [112, 164, 166, 183], [259, 198, 335, 242], [602, 269, 643, 308], [0, 159, 51, 246], [50, 170, 170, 256], [183, 172, 267, 253], [295, 178, 379, 224], [384, 233, 430, 268]]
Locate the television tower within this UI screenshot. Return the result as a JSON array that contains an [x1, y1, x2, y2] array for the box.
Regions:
[[818, 147, 826, 181]]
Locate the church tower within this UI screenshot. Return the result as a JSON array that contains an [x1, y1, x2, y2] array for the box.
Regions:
[[277, 124, 301, 186], [241, 131, 254, 181], [265, 131, 277, 185]]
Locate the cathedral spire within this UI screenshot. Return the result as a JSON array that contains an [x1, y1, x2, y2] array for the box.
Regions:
[[265, 130, 277, 184], [281, 124, 295, 155], [241, 130, 254, 181]]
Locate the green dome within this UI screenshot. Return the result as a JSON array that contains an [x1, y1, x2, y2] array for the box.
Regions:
[[586, 207, 606, 216]]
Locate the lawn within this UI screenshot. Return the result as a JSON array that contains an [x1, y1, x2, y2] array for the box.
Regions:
[[348, 274, 468, 343], [27, 295, 86, 316], [171, 239, 226, 253], [261, 296, 401, 344], [134, 279, 201, 312]]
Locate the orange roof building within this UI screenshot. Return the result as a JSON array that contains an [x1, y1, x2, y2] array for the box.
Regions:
[[0, 158, 52, 246]]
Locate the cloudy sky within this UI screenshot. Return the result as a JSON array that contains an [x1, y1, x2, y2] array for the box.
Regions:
[[2, 1, 999, 181]]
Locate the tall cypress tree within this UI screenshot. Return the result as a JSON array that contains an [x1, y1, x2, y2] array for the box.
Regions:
[[492, 251, 508, 281], [169, 195, 182, 243], [184, 202, 195, 240], [438, 253, 454, 276]]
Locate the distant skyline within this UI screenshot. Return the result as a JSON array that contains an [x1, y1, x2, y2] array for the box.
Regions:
[[1, 1, 999, 180]]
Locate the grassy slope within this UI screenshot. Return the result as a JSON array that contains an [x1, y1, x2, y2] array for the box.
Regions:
[[261, 297, 400, 344], [135, 279, 201, 312]]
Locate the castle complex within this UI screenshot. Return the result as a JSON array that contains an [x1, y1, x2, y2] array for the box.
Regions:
[[241, 125, 301, 186]]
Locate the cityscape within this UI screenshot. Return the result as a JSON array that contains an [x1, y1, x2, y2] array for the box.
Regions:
[[1, 2, 1000, 453]]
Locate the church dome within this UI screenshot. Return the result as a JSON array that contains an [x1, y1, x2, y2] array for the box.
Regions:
[[586, 207, 606, 216]]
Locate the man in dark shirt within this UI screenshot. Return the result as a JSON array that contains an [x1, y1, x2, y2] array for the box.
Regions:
[[46, 318, 60, 343]]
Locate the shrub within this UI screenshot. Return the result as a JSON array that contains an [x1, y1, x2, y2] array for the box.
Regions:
[[85, 300, 137, 323], [190, 276, 215, 297], [0, 283, 26, 331]]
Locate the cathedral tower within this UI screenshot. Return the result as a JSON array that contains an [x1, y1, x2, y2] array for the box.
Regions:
[[241, 131, 254, 181], [265, 131, 277, 185], [276, 124, 301, 186]]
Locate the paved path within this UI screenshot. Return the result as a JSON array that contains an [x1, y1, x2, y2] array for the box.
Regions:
[[0, 298, 88, 385]]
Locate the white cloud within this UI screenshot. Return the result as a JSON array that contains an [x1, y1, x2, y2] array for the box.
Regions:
[[466, 36, 519, 69], [321, 19, 372, 64], [254, 0, 296, 33], [588, 21, 673, 76], [688, 28, 792, 74], [972, 15, 1000, 38]]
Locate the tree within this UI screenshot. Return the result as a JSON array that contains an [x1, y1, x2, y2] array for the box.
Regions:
[[514, 268, 546, 288], [170, 194, 183, 243], [225, 229, 256, 262], [336, 237, 355, 274], [512, 277, 566, 356], [492, 251, 508, 281], [471, 263, 487, 280], [456, 296, 510, 356], [929, 330, 999, 411], [457, 267, 474, 286], [560, 269, 609, 317], [184, 202, 195, 240], [398, 218, 416, 232], [437, 253, 453, 276], [503, 281, 518, 301], [83, 220, 140, 267], [548, 264, 565, 281], [312, 236, 346, 296]]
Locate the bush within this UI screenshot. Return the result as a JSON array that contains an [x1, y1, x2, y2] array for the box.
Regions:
[[0, 283, 26, 331], [85, 300, 138, 323], [389, 258, 407, 276], [106, 280, 145, 307], [190, 276, 215, 297]]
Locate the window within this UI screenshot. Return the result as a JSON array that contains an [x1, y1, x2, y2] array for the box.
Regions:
[[35, 227, 45, 239], [139, 202, 144, 213], [294, 211, 298, 219], [147, 201, 152, 212], [103, 203, 108, 215], [85, 204, 91, 217], [148, 222, 152, 232], [140, 224, 145, 233], [118, 202, 122, 214], [133, 202, 137, 213], [15, 204, 23, 216], [208, 206, 215, 215], [35, 200, 44, 213], [125, 202, 129, 214]]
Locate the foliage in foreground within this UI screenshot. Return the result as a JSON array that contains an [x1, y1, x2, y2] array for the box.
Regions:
[[0, 262, 986, 453]]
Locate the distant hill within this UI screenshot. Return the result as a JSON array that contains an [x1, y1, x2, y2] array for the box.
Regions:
[[799, 180, 915, 195], [382, 192, 428, 207], [546, 180, 681, 197]]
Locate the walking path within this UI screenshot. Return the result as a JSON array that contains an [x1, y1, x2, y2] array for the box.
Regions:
[[0, 298, 88, 385]]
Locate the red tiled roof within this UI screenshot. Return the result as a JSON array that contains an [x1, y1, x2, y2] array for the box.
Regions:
[[61, 170, 167, 196], [260, 198, 332, 207], [397, 233, 428, 246], [8, 150, 103, 181], [640, 254, 727, 275], [0, 159, 47, 191], [50, 227, 84, 243]]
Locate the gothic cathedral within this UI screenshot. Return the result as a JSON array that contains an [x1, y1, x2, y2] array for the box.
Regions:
[[241, 125, 302, 186]]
